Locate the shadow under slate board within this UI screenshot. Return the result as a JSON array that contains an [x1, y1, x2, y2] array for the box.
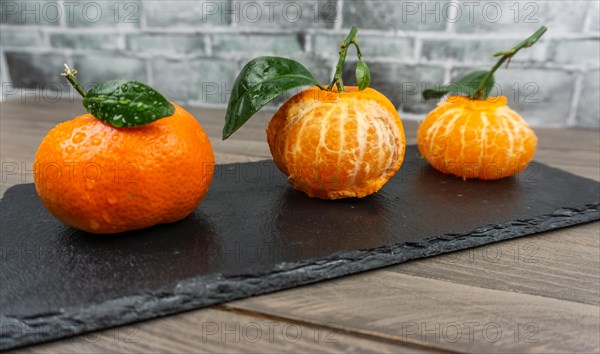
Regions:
[[1, 145, 599, 350]]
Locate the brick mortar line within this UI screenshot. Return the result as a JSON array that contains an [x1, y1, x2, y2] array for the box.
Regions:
[[2, 23, 600, 40], [304, 32, 312, 53], [581, 0, 595, 32], [566, 73, 584, 127], [333, 0, 343, 31], [58, 0, 66, 28], [144, 59, 153, 86], [444, 0, 459, 33], [441, 61, 453, 83], [40, 28, 51, 47], [65, 51, 74, 79], [539, 36, 550, 63], [138, 0, 148, 31], [2, 46, 598, 72], [338, 57, 600, 71], [228, 0, 237, 30], [413, 37, 422, 62], [204, 34, 213, 56]]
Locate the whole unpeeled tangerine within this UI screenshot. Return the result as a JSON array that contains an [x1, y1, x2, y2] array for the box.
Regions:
[[34, 103, 214, 234], [267, 86, 406, 199], [417, 96, 537, 180]]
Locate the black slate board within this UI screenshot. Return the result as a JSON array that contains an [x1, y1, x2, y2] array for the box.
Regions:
[[1, 145, 599, 351]]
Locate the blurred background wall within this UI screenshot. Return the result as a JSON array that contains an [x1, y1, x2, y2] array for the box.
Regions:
[[1, 0, 599, 127]]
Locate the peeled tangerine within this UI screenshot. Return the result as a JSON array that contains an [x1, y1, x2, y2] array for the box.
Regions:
[[267, 86, 406, 199], [417, 96, 537, 180]]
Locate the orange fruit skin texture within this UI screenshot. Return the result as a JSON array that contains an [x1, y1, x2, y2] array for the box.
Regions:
[[34, 103, 214, 234], [417, 96, 537, 180], [267, 86, 406, 199]]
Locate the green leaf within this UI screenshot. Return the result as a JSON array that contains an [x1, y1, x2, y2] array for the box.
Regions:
[[223, 56, 321, 140], [83, 80, 174, 128], [422, 71, 494, 100], [355, 60, 371, 91], [494, 26, 547, 57]]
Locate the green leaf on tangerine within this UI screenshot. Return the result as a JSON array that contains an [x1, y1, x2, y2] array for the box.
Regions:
[[356, 60, 371, 91], [83, 80, 174, 128], [422, 71, 495, 100], [223, 56, 321, 140]]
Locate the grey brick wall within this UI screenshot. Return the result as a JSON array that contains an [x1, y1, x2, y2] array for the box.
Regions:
[[1, 0, 599, 128]]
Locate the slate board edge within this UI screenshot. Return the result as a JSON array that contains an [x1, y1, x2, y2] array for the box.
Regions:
[[1, 203, 598, 351]]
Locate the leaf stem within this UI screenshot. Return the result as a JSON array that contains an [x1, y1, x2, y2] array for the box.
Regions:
[[327, 26, 362, 92], [474, 26, 547, 100], [61, 64, 87, 97]]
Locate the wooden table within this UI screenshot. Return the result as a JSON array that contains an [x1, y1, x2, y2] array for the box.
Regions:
[[2, 100, 599, 353]]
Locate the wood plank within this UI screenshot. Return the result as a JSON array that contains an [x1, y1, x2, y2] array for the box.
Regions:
[[550, 164, 599, 181], [534, 127, 600, 151], [534, 148, 600, 168], [386, 222, 600, 305], [211, 139, 271, 159], [15, 308, 429, 354], [226, 271, 600, 354], [214, 153, 271, 164]]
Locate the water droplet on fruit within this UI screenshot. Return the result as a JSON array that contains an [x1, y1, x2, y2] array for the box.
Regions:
[[101, 132, 106, 137], [90, 220, 100, 230], [111, 114, 124, 128], [65, 146, 75, 153], [160, 138, 167, 144], [101, 212, 112, 223], [72, 132, 85, 144], [107, 196, 118, 205], [92, 138, 101, 146]]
